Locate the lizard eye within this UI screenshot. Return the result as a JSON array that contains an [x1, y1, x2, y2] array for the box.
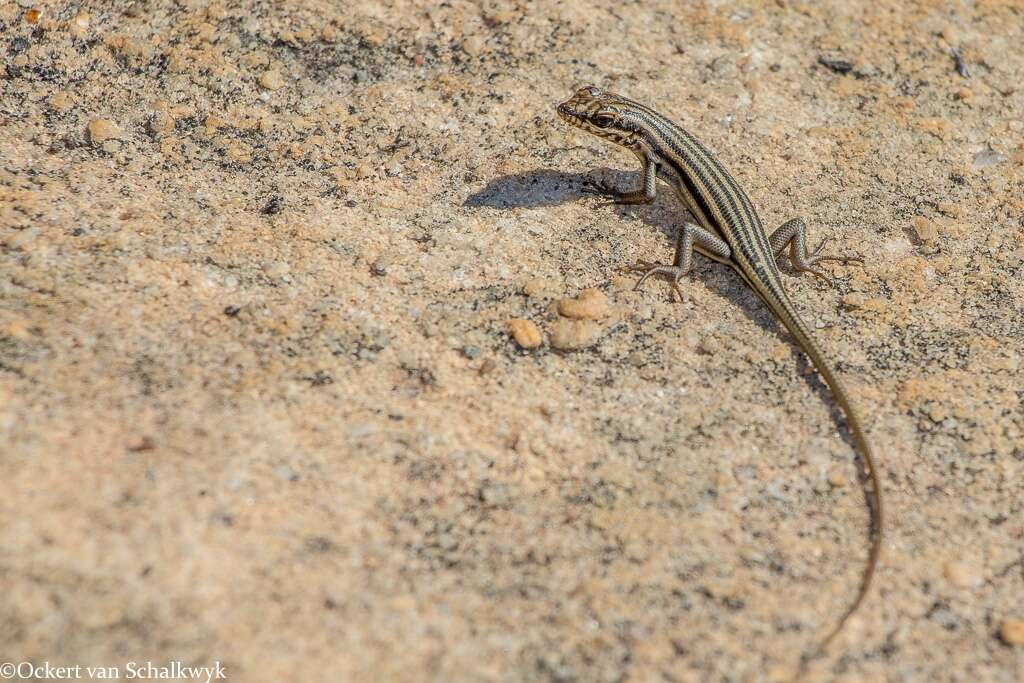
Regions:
[[592, 114, 615, 128]]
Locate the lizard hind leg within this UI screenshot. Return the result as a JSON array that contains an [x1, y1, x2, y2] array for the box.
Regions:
[[770, 218, 863, 285], [630, 220, 731, 303]]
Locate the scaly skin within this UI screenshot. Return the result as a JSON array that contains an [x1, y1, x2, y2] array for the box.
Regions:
[[557, 85, 882, 656]]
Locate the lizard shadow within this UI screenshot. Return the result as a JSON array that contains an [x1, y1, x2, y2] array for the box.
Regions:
[[465, 167, 855, 446], [466, 167, 783, 333]]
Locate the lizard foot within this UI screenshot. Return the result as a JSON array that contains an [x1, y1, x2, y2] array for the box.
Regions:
[[793, 238, 863, 286], [629, 261, 688, 303], [582, 178, 618, 198]]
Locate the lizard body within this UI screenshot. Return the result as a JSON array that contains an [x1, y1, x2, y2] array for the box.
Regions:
[[556, 85, 882, 649]]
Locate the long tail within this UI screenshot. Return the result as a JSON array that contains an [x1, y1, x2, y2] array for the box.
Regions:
[[757, 286, 883, 649]]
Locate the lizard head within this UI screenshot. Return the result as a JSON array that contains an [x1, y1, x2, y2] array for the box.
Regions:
[[556, 85, 636, 147]]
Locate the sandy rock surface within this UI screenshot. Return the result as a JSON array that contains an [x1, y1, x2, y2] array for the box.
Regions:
[[2, 1, 1023, 681]]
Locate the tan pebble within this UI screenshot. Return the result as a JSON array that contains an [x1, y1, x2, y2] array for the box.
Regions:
[[127, 435, 155, 452], [522, 278, 549, 298], [260, 69, 284, 90], [462, 35, 486, 57], [149, 110, 175, 136], [2, 318, 33, 340], [827, 468, 847, 487], [955, 87, 973, 101], [840, 293, 865, 309], [49, 91, 72, 111], [508, 318, 542, 349], [321, 25, 337, 42], [72, 11, 90, 31], [918, 117, 953, 141], [87, 118, 120, 144], [223, 140, 252, 163], [549, 318, 601, 350], [943, 560, 983, 588], [1000, 619, 1024, 645], [25, 8, 41, 23], [912, 216, 939, 243], [557, 288, 608, 319]]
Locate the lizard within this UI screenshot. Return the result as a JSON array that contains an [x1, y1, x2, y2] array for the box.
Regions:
[[555, 85, 882, 651]]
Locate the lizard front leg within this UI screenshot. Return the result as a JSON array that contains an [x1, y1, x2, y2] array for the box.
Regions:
[[584, 158, 657, 205], [631, 220, 732, 303], [770, 218, 862, 284]]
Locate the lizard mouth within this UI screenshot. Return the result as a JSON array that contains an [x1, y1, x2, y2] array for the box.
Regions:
[[556, 102, 581, 125]]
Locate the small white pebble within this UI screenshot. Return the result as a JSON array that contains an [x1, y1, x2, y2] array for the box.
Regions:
[[943, 560, 983, 589]]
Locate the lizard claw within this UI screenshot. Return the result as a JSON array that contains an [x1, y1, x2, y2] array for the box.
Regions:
[[790, 238, 863, 287], [582, 178, 617, 198], [631, 262, 688, 303], [806, 238, 864, 266]]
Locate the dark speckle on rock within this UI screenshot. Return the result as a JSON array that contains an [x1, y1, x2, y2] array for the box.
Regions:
[[305, 536, 335, 553], [479, 480, 512, 508], [817, 55, 854, 74], [262, 196, 284, 214]]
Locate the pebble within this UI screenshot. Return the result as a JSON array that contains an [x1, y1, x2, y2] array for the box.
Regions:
[[126, 435, 155, 452], [49, 91, 73, 111], [522, 278, 549, 298], [462, 35, 486, 57], [87, 118, 120, 144], [260, 69, 285, 91], [508, 318, 542, 349], [556, 288, 609, 320], [549, 318, 601, 350], [972, 148, 1003, 168], [912, 216, 939, 244], [827, 468, 847, 487], [1000, 619, 1024, 646], [943, 560, 983, 589], [72, 11, 90, 31], [2, 318, 32, 340], [149, 110, 175, 136]]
